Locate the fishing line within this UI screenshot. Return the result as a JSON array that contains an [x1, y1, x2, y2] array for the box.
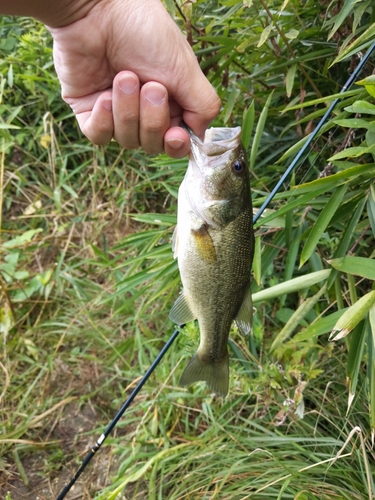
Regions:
[[56, 40, 375, 500]]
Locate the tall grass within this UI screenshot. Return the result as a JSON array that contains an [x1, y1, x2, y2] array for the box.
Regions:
[[1, 1, 375, 498]]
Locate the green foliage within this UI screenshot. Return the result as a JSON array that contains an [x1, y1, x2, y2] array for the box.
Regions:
[[2, 0, 375, 498]]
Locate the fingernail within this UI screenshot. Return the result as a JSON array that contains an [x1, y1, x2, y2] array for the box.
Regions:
[[103, 98, 112, 111], [166, 138, 184, 150], [144, 86, 166, 106], [119, 77, 137, 95]]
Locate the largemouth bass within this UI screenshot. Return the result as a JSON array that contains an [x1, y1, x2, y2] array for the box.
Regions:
[[169, 126, 254, 397]]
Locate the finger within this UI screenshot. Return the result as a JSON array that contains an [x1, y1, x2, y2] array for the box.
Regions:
[[164, 126, 190, 159], [73, 91, 114, 145], [112, 71, 140, 149], [139, 82, 169, 154], [170, 55, 220, 138]]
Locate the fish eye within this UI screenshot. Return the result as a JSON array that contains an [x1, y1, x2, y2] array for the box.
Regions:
[[232, 160, 244, 174]]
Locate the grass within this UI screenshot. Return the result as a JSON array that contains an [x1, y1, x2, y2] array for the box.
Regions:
[[2, 2, 375, 499]]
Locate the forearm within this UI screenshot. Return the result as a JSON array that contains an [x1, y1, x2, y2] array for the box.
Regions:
[[0, 0, 102, 27]]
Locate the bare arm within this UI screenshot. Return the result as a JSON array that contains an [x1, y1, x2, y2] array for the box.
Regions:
[[1, 0, 221, 157], [0, 0, 98, 27]]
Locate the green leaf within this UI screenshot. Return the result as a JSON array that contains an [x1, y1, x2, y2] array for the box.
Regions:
[[346, 320, 366, 413], [328, 145, 375, 161], [368, 307, 375, 432], [330, 291, 375, 340], [286, 64, 297, 98], [300, 184, 347, 267], [327, 0, 356, 41], [257, 25, 273, 48], [328, 256, 375, 281], [327, 197, 367, 289], [344, 100, 375, 116], [242, 100, 255, 151], [253, 235, 261, 286], [252, 270, 330, 304], [285, 29, 299, 40], [271, 284, 327, 351], [2, 228, 43, 249], [293, 309, 348, 342], [332, 24, 375, 64], [356, 75, 375, 99], [222, 87, 240, 124], [250, 90, 274, 171], [333, 118, 375, 130], [282, 88, 360, 113], [0, 123, 21, 129], [367, 185, 375, 238]]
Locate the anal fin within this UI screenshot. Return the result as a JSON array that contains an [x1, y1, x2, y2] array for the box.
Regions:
[[235, 284, 253, 336], [172, 225, 179, 259]]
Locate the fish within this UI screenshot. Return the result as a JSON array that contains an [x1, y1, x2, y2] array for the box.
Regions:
[[169, 126, 254, 397]]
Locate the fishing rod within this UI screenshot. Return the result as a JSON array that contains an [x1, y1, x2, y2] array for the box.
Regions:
[[253, 39, 375, 224], [56, 328, 180, 500], [56, 40, 375, 499]]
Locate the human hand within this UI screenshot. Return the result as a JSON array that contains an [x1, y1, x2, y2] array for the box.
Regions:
[[47, 0, 221, 158]]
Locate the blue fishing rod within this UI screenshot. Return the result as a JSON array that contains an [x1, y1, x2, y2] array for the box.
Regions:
[[56, 40, 375, 500]]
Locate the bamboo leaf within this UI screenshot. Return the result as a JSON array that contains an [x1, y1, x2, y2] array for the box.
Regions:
[[367, 184, 375, 238], [250, 90, 274, 170], [271, 284, 327, 351], [328, 145, 375, 161], [356, 75, 375, 99], [327, 197, 367, 289], [300, 185, 347, 268], [344, 100, 375, 116], [331, 24, 375, 64], [253, 235, 262, 286], [328, 256, 375, 280], [333, 118, 375, 130], [286, 64, 297, 98], [222, 87, 240, 124], [242, 100, 255, 151], [252, 270, 330, 304], [285, 29, 299, 40], [330, 291, 375, 340], [368, 307, 375, 432], [293, 309, 348, 342], [346, 320, 366, 413], [257, 25, 273, 48], [282, 89, 360, 113], [327, 0, 356, 41], [253, 184, 330, 230]]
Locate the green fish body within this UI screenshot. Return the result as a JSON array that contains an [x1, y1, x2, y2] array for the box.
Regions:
[[169, 127, 254, 397]]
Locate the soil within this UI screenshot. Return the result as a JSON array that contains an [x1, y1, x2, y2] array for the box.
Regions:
[[0, 400, 119, 500]]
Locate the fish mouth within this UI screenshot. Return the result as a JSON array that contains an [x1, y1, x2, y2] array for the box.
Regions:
[[188, 126, 242, 168]]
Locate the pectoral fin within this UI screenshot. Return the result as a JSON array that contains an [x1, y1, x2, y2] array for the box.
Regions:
[[172, 226, 179, 259], [192, 225, 216, 263], [169, 291, 195, 325], [235, 284, 253, 336]]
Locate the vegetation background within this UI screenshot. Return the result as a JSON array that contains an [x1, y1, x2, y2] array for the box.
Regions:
[[1, 0, 375, 498]]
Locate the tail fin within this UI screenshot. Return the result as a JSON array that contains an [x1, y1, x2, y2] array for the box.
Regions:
[[179, 352, 229, 397]]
